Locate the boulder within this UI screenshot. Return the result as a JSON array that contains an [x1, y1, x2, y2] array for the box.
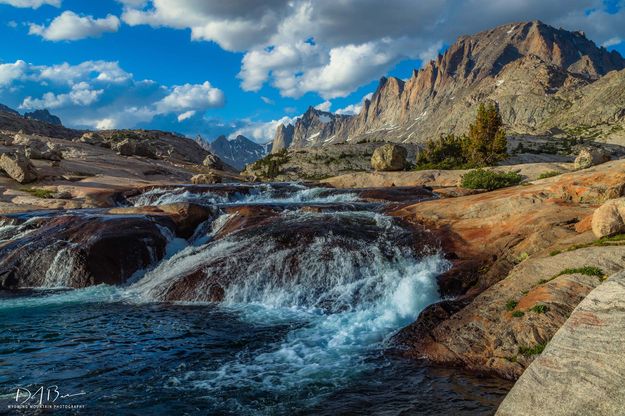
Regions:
[[574, 147, 610, 169], [0, 152, 38, 183], [79, 132, 109, 148], [112, 139, 157, 159], [371, 144, 407, 171], [592, 197, 625, 238], [191, 173, 222, 184], [202, 153, 225, 170]]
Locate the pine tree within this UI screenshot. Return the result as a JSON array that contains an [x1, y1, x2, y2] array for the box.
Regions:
[[466, 103, 508, 166]]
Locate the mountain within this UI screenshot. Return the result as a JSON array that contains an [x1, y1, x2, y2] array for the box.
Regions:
[[24, 109, 62, 126], [272, 20, 625, 149], [206, 135, 267, 170], [0, 103, 78, 139], [0, 104, 19, 116]]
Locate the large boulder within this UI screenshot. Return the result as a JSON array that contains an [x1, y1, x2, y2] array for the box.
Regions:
[[79, 132, 110, 148], [12, 134, 62, 161], [592, 197, 625, 238], [112, 139, 157, 159], [574, 147, 610, 169], [191, 173, 222, 184], [371, 144, 407, 171], [202, 153, 225, 170], [0, 152, 38, 183]]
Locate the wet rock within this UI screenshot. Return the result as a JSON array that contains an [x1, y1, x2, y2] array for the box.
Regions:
[[0, 214, 175, 289], [592, 197, 625, 238], [0, 152, 38, 183], [191, 173, 222, 184], [574, 147, 610, 169], [371, 144, 408, 171]]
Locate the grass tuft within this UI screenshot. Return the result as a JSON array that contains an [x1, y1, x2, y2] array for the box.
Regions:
[[518, 343, 547, 356], [505, 300, 518, 311], [511, 311, 525, 318], [20, 187, 55, 199], [556, 266, 604, 278], [530, 304, 549, 314]]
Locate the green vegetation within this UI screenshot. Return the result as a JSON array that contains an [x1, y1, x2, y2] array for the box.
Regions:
[[21, 187, 55, 199], [556, 266, 605, 278], [538, 171, 561, 179], [518, 343, 547, 356], [461, 169, 523, 190], [530, 304, 549, 314], [512, 311, 525, 318], [516, 252, 529, 263], [249, 149, 290, 179], [415, 103, 508, 169], [505, 299, 518, 311], [550, 234, 625, 256]]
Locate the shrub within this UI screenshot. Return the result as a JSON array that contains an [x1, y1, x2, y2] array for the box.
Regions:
[[505, 300, 518, 311], [461, 169, 523, 190], [21, 188, 55, 199], [538, 171, 561, 179], [556, 266, 605, 278], [512, 311, 525, 318], [249, 149, 290, 179], [518, 343, 546, 356], [530, 304, 549, 314], [415, 102, 508, 170]]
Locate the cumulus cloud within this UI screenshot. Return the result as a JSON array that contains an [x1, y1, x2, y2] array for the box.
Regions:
[[21, 81, 103, 109], [29, 11, 120, 41], [229, 115, 300, 143], [314, 100, 331, 111], [118, 0, 625, 99], [335, 92, 373, 115], [155, 81, 224, 113], [0, 0, 60, 8], [0, 58, 225, 131]]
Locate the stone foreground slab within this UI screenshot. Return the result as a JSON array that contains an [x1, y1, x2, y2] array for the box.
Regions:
[[497, 270, 625, 415]]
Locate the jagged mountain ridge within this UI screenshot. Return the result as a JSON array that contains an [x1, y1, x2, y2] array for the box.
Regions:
[[272, 20, 625, 150], [203, 135, 267, 170]]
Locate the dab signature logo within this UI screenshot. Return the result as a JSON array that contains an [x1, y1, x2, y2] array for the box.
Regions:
[[7, 385, 87, 410]]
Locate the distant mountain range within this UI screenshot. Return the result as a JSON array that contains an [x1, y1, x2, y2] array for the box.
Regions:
[[196, 135, 268, 170], [271, 20, 625, 152]]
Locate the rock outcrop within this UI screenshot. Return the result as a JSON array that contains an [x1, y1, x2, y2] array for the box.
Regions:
[[191, 173, 222, 185], [0, 152, 38, 183], [371, 144, 408, 171], [392, 159, 625, 378], [496, 270, 625, 416]]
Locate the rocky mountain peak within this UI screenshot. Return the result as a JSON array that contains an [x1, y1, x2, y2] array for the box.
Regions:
[[24, 109, 63, 126]]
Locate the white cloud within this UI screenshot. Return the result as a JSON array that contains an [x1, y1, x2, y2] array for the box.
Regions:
[[230, 115, 299, 143], [155, 81, 224, 113], [335, 92, 373, 115], [118, 0, 625, 99], [29, 11, 120, 41], [0, 0, 60, 8], [314, 100, 331, 112], [36, 60, 132, 85], [21, 82, 103, 109], [0, 60, 28, 86], [260, 96, 274, 105], [177, 110, 196, 122]]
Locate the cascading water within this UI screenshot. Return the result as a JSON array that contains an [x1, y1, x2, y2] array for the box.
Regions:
[[0, 183, 512, 415]]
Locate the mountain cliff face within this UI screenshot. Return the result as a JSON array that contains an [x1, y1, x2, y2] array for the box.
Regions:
[[24, 109, 62, 126], [206, 135, 267, 170], [272, 20, 625, 149]]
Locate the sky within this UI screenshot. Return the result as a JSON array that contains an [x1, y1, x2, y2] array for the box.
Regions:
[[0, 0, 624, 144]]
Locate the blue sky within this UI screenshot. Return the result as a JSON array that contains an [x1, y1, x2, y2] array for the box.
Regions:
[[0, 0, 624, 143]]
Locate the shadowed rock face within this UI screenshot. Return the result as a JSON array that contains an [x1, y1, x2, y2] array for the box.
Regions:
[[0, 213, 176, 289]]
